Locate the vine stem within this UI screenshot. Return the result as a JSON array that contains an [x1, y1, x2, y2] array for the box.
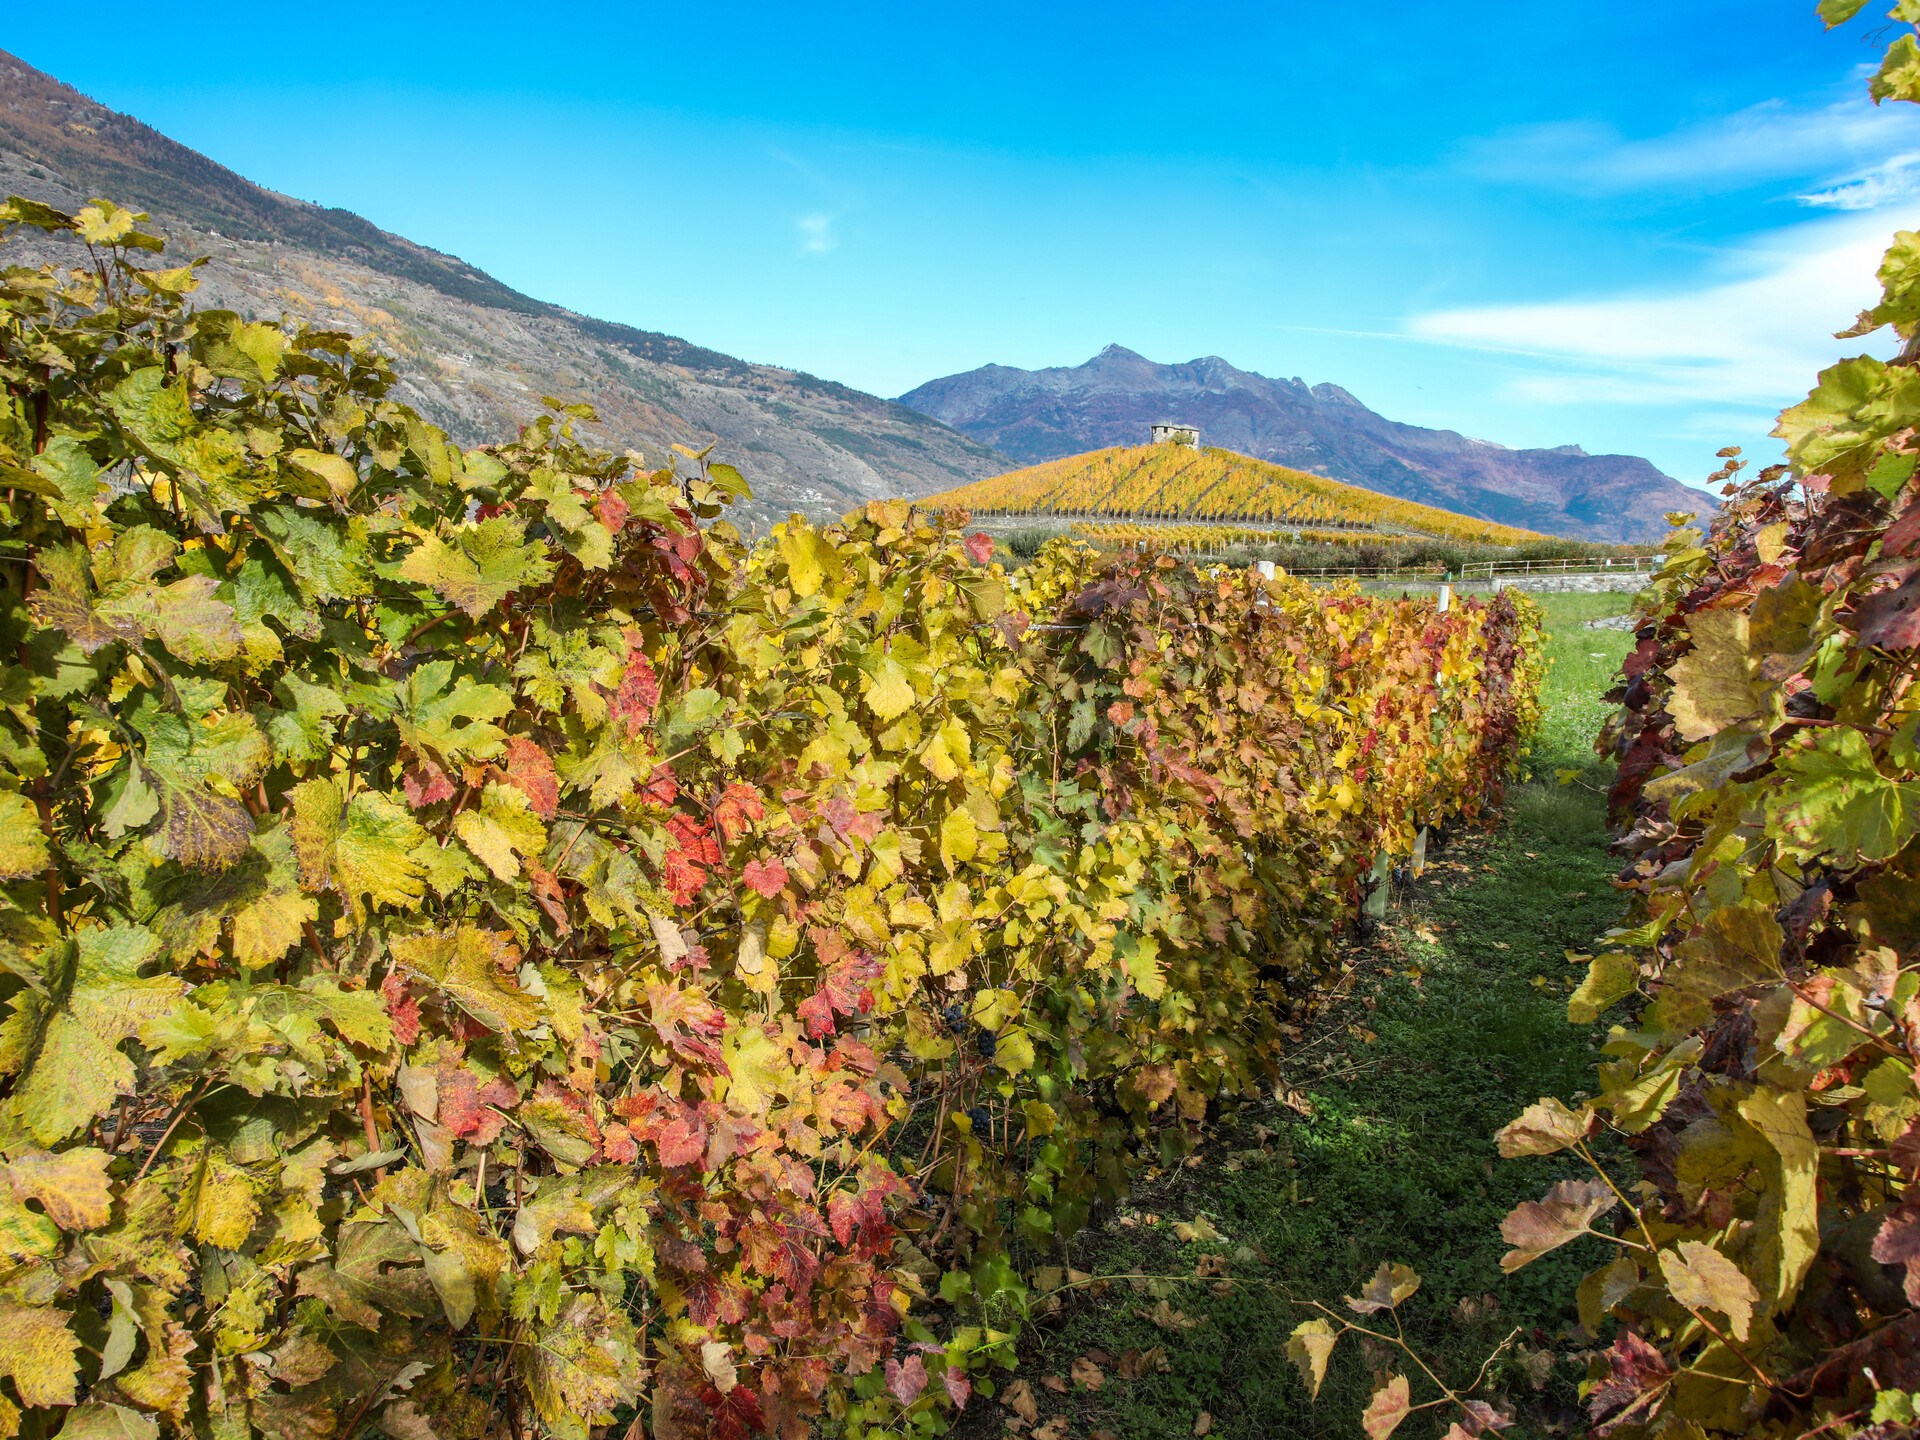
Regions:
[[1680, 1307, 1780, 1392], [301, 919, 331, 968], [1316, 1303, 1467, 1411], [1576, 1138, 1662, 1257], [337, 1369, 391, 1440], [134, 1077, 214, 1182], [360, 1075, 387, 1184], [1782, 978, 1907, 1061], [401, 606, 458, 649]]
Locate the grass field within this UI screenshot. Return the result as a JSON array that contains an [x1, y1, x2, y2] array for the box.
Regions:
[[952, 591, 1638, 1440]]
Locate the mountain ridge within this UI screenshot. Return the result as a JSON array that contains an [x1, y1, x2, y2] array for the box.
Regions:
[[0, 47, 1008, 520], [0, 47, 1711, 542], [900, 344, 1712, 542]]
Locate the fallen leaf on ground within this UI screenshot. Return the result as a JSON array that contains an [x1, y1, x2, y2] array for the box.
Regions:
[[1193, 1411, 1214, 1436], [1071, 1356, 1105, 1390], [1041, 1374, 1068, 1393], [1441, 1400, 1515, 1439], [1142, 1300, 1199, 1330], [1002, 1379, 1039, 1423], [1032, 1420, 1070, 1440], [1519, 1347, 1557, 1389], [1172, 1215, 1223, 1243]]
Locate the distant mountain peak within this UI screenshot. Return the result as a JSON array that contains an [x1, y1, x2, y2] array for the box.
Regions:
[[898, 348, 1712, 543], [1308, 381, 1369, 410]]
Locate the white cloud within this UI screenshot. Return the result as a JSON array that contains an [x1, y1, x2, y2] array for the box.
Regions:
[[1407, 211, 1916, 409], [1456, 96, 1920, 198], [797, 212, 838, 255], [1799, 152, 1920, 209]]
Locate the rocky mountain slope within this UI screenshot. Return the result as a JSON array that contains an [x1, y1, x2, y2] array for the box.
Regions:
[[0, 48, 1007, 523], [901, 345, 1712, 543]]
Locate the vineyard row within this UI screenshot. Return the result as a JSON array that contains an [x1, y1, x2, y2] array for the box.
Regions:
[[0, 199, 1545, 1440]]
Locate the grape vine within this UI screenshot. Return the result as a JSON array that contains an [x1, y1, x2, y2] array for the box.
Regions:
[[0, 199, 1540, 1440], [1479, 8, 1920, 1435]]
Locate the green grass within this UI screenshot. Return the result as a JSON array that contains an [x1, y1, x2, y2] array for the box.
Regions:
[[953, 590, 1637, 1440]]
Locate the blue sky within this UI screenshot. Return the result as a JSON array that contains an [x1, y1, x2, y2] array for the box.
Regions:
[[9, 1, 1919, 488]]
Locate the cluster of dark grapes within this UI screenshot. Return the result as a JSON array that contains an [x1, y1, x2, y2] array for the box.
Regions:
[[939, 1006, 998, 1133]]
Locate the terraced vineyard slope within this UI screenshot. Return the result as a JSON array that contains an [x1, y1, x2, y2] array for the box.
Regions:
[[930, 442, 1555, 545]]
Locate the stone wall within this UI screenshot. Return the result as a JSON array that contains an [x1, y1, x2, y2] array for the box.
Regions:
[[1490, 571, 1651, 594]]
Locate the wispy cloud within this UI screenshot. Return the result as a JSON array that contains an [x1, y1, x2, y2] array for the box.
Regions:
[[797, 212, 839, 255], [1406, 211, 1914, 412], [1799, 152, 1920, 209], [1455, 95, 1920, 198]]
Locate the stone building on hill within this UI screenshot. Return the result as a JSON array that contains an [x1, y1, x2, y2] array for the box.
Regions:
[[1151, 422, 1200, 448]]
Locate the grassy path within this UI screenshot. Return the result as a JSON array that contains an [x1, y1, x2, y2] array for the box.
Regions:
[[955, 592, 1638, 1440]]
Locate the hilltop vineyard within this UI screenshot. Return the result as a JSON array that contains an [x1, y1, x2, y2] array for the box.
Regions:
[[930, 442, 1551, 547]]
